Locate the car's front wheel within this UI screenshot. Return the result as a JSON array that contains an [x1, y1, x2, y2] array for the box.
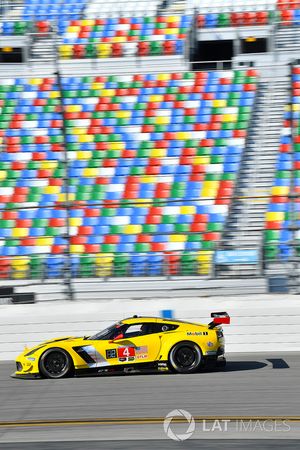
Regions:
[[168, 341, 202, 374], [39, 348, 73, 379]]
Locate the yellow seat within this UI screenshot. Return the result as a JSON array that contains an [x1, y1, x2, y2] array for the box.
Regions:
[[149, 95, 163, 102], [169, 234, 187, 242], [0, 171, 6, 180], [193, 156, 209, 165], [36, 237, 53, 247], [95, 253, 114, 277], [180, 205, 196, 214], [176, 131, 190, 140], [12, 228, 28, 238], [140, 175, 157, 183], [124, 224, 142, 234], [97, 43, 111, 58], [49, 90, 60, 99], [150, 148, 166, 158], [157, 73, 171, 81], [265, 211, 284, 222], [78, 135, 94, 143], [165, 28, 179, 34], [12, 259, 29, 279], [155, 116, 170, 125], [73, 127, 86, 136], [11, 257, 29, 268], [68, 25, 81, 33], [59, 45, 73, 59], [66, 104, 82, 113], [44, 185, 60, 195], [197, 251, 213, 275], [81, 19, 95, 26], [212, 99, 226, 107], [110, 141, 125, 150], [70, 244, 84, 254], [28, 78, 42, 85], [222, 114, 237, 123], [83, 167, 99, 177], [77, 150, 92, 160], [91, 82, 105, 90], [40, 161, 57, 170], [57, 193, 75, 202], [69, 217, 82, 227], [271, 186, 289, 196], [292, 104, 300, 112]]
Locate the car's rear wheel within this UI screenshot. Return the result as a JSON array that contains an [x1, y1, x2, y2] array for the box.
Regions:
[[168, 341, 202, 374], [39, 348, 73, 379]]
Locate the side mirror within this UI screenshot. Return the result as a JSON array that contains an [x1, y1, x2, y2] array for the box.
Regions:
[[109, 333, 124, 343]]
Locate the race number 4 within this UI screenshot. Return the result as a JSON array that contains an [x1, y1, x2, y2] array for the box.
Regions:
[[118, 347, 135, 358]]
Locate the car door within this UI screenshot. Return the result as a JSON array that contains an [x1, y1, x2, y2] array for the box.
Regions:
[[94, 322, 162, 366]]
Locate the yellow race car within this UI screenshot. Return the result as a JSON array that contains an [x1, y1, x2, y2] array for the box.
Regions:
[[12, 312, 230, 379]]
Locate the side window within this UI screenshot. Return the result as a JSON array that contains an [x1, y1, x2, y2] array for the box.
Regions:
[[123, 323, 149, 338], [148, 323, 179, 334]]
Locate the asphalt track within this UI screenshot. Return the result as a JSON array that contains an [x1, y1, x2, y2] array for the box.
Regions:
[[0, 352, 299, 448]]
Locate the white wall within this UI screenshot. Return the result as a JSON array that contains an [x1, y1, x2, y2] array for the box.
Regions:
[[1, 294, 300, 360]]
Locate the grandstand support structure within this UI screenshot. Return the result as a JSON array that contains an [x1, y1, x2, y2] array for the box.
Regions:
[[216, 75, 289, 278]]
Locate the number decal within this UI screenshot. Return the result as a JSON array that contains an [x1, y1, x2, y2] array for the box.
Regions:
[[118, 347, 135, 358]]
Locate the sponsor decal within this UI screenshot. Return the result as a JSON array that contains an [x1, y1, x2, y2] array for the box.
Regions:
[[106, 349, 117, 359], [117, 347, 135, 358], [207, 341, 214, 347], [135, 346, 148, 359], [187, 331, 208, 336]]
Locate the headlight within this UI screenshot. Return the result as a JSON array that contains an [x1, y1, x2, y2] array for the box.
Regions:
[[16, 362, 22, 371]]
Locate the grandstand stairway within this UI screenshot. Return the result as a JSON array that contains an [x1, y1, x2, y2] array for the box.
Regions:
[[275, 26, 300, 52], [217, 77, 289, 277]]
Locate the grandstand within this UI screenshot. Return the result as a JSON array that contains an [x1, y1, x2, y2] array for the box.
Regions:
[[0, 0, 299, 292]]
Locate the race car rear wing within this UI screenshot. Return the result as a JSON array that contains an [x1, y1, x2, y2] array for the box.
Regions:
[[208, 312, 230, 329]]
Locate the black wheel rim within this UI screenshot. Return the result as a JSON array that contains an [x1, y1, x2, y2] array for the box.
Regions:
[[44, 352, 67, 375], [175, 346, 196, 368]]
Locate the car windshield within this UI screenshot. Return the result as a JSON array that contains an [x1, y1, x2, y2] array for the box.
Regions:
[[88, 323, 121, 340]]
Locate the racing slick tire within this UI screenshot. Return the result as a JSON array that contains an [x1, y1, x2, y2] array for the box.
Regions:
[[39, 348, 74, 379], [168, 341, 202, 374]]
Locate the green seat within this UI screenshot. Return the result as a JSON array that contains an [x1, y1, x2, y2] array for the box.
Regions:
[[113, 253, 129, 276], [30, 256, 45, 278], [134, 243, 150, 252], [207, 222, 223, 232], [174, 223, 190, 233], [264, 230, 280, 242], [180, 252, 198, 275], [101, 244, 117, 253], [264, 244, 278, 260], [218, 13, 230, 27], [79, 255, 95, 277]]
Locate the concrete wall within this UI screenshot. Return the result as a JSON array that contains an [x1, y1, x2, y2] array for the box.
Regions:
[[1, 294, 300, 360]]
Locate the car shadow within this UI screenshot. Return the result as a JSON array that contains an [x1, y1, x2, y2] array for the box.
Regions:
[[215, 360, 268, 372]]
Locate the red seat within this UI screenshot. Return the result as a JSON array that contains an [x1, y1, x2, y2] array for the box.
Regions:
[[137, 42, 149, 56], [190, 223, 206, 232], [78, 226, 93, 236], [104, 235, 120, 244], [112, 43, 123, 57], [163, 40, 175, 55], [84, 244, 100, 253], [70, 236, 87, 245], [73, 44, 85, 58]]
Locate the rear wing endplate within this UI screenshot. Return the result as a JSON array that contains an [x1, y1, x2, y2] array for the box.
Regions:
[[208, 311, 230, 329]]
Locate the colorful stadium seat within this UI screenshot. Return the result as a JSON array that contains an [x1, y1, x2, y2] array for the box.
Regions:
[[0, 70, 258, 278], [264, 65, 300, 260]]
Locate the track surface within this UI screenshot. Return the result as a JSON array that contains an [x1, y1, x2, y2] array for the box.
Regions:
[[0, 352, 300, 447]]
